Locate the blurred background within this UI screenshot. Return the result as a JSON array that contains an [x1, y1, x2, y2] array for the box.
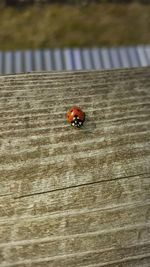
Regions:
[[0, 0, 150, 74]]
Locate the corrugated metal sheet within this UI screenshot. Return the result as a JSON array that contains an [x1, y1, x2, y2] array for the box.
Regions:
[[0, 46, 150, 75]]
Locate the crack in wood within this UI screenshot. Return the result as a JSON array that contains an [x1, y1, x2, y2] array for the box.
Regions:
[[14, 172, 150, 200]]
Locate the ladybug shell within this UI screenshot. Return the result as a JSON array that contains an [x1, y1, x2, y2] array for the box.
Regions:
[[67, 106, 85, 122]]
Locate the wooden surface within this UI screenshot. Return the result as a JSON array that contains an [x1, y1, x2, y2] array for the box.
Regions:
[[0, 67, 150, 266]]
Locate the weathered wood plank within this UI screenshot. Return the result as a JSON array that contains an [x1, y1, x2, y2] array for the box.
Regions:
[[0, 68, 150, 266], [0, 176, 149, 242]]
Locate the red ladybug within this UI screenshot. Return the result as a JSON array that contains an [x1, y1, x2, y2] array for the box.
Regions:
[[66, 106, 85, 128]]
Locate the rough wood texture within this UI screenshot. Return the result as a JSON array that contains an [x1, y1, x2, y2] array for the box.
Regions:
[[0, 67, 150, 267]]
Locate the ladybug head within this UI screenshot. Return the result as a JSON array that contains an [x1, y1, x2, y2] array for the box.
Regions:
[[71, 115, 83, 128]]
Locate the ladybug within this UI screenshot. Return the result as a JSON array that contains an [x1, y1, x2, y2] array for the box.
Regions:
[[66, 106, 85, 128]]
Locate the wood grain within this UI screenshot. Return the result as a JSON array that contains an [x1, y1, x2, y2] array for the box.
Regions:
[[0, 67, 150, 266]]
